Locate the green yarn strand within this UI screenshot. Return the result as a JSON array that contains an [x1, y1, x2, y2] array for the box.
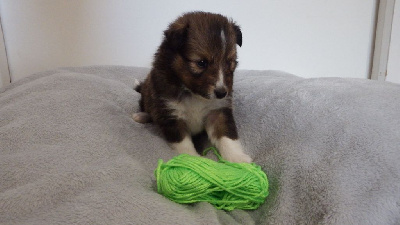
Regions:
[[155, 147, 269, 211]]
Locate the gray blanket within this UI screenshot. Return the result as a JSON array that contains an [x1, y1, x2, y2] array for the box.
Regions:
[[1, 66, 399, 224]]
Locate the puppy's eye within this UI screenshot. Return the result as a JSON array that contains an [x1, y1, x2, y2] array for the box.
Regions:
[[196, 60, 208, 68]]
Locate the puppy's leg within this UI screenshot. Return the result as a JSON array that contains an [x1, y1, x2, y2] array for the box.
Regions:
[[206, 108, 252, 163], [132, 112, 152, 123], [160, 118, 199, 156]]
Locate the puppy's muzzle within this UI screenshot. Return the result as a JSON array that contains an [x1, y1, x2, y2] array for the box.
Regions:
[[214, 87, 228, 99]]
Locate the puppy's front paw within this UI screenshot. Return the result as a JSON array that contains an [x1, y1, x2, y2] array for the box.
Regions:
[[222, 151, 252, 163], [170, 136, 200, 157], [217, 137, 252, 163]]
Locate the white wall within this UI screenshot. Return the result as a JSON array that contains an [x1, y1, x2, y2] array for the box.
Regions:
[[0, 0, 377, 82], [386, 0, 400, 84], [0, 17, 10, 87]]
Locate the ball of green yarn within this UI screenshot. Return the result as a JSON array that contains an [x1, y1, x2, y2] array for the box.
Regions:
[[154, 147, 269, 211]]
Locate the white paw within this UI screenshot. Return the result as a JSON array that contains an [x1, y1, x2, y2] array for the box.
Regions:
[[132, 112, 151, 123], [221, 151, 252, 163], [133, 79, 141, 92], [216, 137, 252, 163], [170, 136, 200, 156]]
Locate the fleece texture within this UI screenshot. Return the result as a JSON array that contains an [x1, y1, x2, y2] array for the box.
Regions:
[[0, 66, 399, 224]]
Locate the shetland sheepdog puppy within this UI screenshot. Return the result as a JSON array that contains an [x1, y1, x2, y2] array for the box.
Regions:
[[133, 12, 251, 163]]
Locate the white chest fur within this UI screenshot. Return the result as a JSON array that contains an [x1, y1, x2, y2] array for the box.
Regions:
[[166, 95, 230, 135]]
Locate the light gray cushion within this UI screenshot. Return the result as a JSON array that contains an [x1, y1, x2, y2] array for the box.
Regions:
[[1, 66, 399, 224]]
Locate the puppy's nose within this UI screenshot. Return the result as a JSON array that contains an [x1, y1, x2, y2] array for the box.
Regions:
[[214, 87, 228, 99]]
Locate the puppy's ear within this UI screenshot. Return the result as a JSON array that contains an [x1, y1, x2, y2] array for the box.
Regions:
[[164, 22, 188, 51], [233, 24, 242, 47]]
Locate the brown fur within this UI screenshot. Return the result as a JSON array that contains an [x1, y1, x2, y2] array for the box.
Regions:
[[134, 12, 245, 157]]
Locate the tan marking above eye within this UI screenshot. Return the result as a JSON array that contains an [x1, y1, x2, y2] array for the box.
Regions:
[[188, 55, 202, 62]]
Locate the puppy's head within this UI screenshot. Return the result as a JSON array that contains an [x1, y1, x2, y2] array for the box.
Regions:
[[163, 12, 242, 100]]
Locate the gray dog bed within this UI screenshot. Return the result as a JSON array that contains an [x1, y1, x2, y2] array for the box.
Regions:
[[1, 66, 399, 224]]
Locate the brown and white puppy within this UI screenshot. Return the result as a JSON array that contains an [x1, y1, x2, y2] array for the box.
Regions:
[[133, 12, 251, 163]]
